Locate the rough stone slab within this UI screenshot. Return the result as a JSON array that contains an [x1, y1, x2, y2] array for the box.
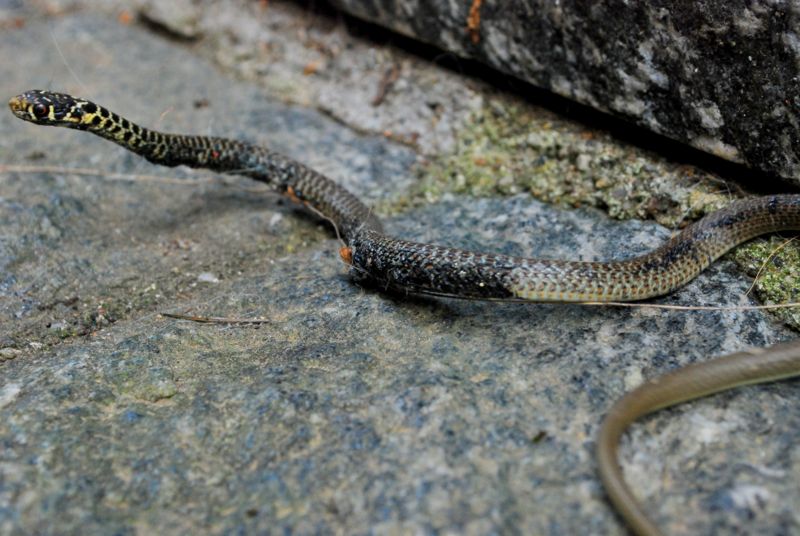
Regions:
[[1, 8, 799, 536], [0, 12, 413, 349], [329, 0, 800, 182]]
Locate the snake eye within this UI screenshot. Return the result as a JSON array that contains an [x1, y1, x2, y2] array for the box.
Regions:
[[32, 103, 48, 118]]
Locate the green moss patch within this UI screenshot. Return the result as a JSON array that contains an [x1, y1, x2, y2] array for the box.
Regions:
[[389, 97, 735, 229], [732, 238, 800, 330]]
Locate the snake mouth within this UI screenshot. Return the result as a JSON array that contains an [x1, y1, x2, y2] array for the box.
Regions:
[[8, 96, 26, 114], [7, 95, 35, 121]]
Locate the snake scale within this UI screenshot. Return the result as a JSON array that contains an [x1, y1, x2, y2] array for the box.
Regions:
[[9, 90, 800, 535]]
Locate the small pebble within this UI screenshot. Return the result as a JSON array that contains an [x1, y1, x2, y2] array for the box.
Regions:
[[575, 153, 592, 171], [0, 347, 21, 361], [269, 213, 284, 229], [197, 272, 220, 284]]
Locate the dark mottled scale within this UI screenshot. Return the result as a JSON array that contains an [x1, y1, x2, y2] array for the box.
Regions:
[[347, 196, 800, 302], [32, 91, 800, 303], [348, 230, 517, 299]]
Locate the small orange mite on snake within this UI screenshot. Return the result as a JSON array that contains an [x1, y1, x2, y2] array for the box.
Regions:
[[339, 246, 353, 265]]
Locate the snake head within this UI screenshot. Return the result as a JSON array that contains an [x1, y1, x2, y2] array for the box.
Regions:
[[9, 90, 96, 128]]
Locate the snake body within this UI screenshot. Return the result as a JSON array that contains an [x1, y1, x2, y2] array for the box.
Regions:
[[10, 90, 800, 303], [9, 90, 800, 535]]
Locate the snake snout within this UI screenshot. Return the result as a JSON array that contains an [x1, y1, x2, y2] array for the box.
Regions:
[[8, 96, 25, 114]]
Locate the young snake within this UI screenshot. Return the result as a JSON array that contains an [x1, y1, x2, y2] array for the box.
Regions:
[[9, 90, 800, 535]]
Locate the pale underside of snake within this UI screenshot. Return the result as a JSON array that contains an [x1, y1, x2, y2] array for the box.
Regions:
[[9, 90, 800, 536]]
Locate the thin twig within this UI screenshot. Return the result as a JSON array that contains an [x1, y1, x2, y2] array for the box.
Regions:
[[372, 63, 400, 107], [160, 312, 270, 324], [0, 164, 208, 184], [466, 0, 483, 44], [581, 301, 800, 311], [304, 201, 346, 248], [0, 164, 269, 193], [745, 236, 797, 296]]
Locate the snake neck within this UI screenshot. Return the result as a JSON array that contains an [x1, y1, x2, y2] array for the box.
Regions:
[[77, 102, 151, 153], [77, 103, 381, 238], [77, 104, 232, 170]]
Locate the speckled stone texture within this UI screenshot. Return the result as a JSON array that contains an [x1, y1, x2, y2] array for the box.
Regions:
[[329, 0, 800, 182], [1, 6, 799, 536]]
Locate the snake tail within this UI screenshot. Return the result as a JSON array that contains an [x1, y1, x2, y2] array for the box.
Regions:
[[596, 340, 800, 536]]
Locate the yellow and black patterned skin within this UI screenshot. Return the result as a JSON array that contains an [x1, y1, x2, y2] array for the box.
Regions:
[[8, 90, 382, 239], [10, 90, 800, 302]]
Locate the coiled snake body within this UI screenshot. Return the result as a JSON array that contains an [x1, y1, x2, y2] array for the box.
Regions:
[[9, 90, 800, 535]]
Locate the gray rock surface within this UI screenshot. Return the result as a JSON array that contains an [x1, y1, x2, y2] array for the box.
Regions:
[[330, 0, 800, 182], [1, 6, 799, 536]]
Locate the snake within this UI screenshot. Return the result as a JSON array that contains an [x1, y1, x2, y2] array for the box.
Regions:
[[8, 89, 800, 535]]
